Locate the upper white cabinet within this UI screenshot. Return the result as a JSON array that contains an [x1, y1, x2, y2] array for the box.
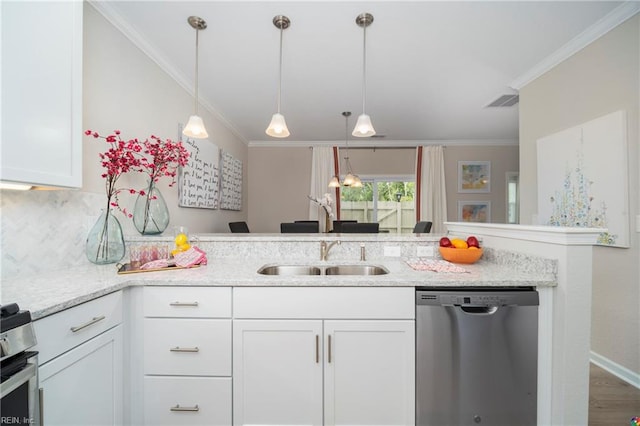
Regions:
[[0, 1, 83, 188]]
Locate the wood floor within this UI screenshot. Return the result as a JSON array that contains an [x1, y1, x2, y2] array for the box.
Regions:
[[589, 363, 640, 426]]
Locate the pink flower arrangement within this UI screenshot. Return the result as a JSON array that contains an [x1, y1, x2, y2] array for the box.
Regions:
[[85, 129, 190, 217]]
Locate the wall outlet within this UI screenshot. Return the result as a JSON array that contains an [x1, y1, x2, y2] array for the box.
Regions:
[[384, 246, 402, 257], [416, 246, 434, 257]]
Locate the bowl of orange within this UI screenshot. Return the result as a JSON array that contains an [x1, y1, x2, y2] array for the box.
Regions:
[[439, 246, 483, 264]]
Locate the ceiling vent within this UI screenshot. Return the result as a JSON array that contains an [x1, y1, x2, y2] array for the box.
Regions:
[[485, 94, 519, 108]]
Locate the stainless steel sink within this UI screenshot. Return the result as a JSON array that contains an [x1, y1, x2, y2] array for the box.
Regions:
[[257, 264, 388, 276], [324, 265, 389, 275], [257, 265, 322, 275]]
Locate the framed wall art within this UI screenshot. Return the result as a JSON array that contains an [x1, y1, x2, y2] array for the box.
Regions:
[[458, 161, 491, 193], [458, 201, 491, 223], [220, 150, 243, 211], [178, 128, 220, 209], [536, 110, 628, 247]]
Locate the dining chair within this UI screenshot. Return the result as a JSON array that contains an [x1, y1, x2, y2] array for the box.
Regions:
[[229, 221, 250, 233], [413, 221, 433, 234], [332, 220, 357, 233], [340, 222, 379, 233], [280, 222, 319, 233]]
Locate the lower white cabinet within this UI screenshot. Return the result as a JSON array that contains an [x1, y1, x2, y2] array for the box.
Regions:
[[143, 376, 231, 426], [39, 325, 123, 426], [233, 319, 414, 426]]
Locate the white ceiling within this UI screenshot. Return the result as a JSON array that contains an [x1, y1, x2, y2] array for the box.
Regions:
[[94, 1, 631, 146]]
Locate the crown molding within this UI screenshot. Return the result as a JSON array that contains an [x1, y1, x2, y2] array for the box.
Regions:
[[248, 138, 518, 148], [510, 1, 640, 90], [87, 1, 249, 146]]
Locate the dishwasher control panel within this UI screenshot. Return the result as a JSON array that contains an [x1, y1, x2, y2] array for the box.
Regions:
[[416, 288, 538, 307]]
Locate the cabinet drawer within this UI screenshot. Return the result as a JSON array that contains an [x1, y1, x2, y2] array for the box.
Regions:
[[143, 376, 231, 426], [144, 318, 231, 376], [144, 287, 231, 318], [34, 291, 123, 364]]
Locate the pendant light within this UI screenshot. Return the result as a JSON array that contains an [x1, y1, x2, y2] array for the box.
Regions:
[[353, 13, 376, 138], [328, 112, 363, 188], [183, 16, 209, 139], [266, 15, 291, 138]]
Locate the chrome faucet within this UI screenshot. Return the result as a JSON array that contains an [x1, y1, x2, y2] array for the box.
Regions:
[[320, 240, 341, 261]]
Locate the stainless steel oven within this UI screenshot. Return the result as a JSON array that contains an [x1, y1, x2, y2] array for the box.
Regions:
[[1, 303, 40, 426]]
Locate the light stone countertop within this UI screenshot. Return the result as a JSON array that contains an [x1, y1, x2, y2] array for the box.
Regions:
[[2, 254, 556, 320]]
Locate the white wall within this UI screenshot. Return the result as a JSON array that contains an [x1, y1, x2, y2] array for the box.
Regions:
[[0, 4, 247, 278], [519, 16, 639, 375]]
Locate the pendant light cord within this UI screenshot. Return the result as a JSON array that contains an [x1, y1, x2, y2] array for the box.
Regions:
[[361, 24, 367, 114], [277, 26, 283, 113], [344, 114, 351, 173], [194, 27, 199, 114]]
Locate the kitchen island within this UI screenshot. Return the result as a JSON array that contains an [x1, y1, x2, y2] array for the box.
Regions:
[[0, 223, 601, 426]]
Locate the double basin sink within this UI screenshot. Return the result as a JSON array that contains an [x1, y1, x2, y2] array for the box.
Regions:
[[257, 264, 389, 276]]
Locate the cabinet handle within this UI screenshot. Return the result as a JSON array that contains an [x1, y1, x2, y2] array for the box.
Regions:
[[328, 334, 332, 363], [315, 335, 319, 363], [170, 346, 199, 353], [169, 301, 199, 307], [39, 388, 44, 426], [170, 404, 200, 412], [70, 315, 106, 332]]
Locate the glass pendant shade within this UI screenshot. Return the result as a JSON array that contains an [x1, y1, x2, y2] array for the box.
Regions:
[[265, 113, 290, 138], [352, 113, 376, 137], [343, 172, 356, 187], [352, 176, 363, 187], [183, 115, 209, 139], [328, 176, 340, 188]]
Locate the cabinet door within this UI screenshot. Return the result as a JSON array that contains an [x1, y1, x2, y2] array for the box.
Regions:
[[233, 320, 323, 426], [1, 1, 82, 187], [39, 326, 123, 426], [324, 320, 415, 426]]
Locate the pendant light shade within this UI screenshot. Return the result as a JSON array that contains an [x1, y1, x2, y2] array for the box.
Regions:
[[266, 112, 290, 138], [328, 175, 341, 188], [266, 15, 291, 138], [183, 16, 209, 139], [353, 13, 376, 138]]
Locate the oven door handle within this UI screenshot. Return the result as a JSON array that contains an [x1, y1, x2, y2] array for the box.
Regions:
[[0, 362, 36, 399]]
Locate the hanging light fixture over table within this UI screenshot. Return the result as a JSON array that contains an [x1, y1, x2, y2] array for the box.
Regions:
[[353, 12, 376, 138], [329, 112, 362, 188], [266, 15, 291, 138], [183, 16, 209, 139]]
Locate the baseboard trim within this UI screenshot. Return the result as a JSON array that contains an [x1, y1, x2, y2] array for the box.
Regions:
[[590, 351, 640, 389]]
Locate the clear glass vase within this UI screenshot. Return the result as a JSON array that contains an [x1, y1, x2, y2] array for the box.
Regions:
[[133, 180, 170, 235], [86, 208, 125, 264]]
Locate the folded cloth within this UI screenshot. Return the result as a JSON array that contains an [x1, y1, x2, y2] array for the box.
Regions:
[[139, 259, 171, 270], [174, 247, 208, 268], [405, 258, 468, 273]]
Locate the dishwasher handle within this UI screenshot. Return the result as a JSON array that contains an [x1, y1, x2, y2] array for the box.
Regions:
[[456, 305, 499, 315]]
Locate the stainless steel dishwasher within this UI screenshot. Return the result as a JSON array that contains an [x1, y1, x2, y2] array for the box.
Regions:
[[416, 287, 538, 426]]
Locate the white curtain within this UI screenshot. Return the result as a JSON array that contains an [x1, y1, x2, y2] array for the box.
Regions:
[[416, 146, 447, 233], [309, 147, 336, 232]]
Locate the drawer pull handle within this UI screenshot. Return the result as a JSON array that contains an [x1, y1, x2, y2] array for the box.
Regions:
[[70, 315, 106, 333], [169, 302, 199, 307], [170, 346, 200, 353], [170, 404, 199, 412], [315, 335, 319, 363], [328, 334, 332, 363]]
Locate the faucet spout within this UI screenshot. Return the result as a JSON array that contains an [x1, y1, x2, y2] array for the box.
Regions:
[[320, 240, 341, 261]]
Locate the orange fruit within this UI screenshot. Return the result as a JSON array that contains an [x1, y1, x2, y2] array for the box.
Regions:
[[468, 246, 479, 250], [451, 239, 469, 249]]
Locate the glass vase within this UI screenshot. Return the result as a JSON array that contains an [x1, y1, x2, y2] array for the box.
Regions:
[[86, 209, 125, 264], [133, 180, 170, 235]]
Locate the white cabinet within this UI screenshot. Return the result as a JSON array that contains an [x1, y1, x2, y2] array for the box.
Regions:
[[233, 320, 324, 426], [39, 326, 123, 426], [0, 0, 83, 188], [232, 287, 415, 426], [141, 287, 232, 426], [34, 292, 124, 426]]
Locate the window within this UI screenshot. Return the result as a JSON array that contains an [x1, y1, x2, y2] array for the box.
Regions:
[[340, 176, 415, 233]]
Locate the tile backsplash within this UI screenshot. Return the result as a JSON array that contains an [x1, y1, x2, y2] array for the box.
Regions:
[[0, 190, 137, 279]]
